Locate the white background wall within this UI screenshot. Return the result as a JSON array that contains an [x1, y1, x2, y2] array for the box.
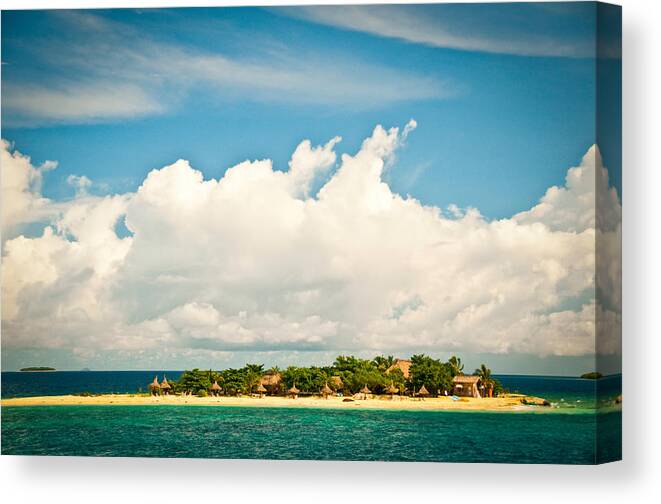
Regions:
[[1, 0, 658, 502]]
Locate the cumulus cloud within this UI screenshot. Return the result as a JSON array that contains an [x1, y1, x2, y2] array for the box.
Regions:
[[1, 140, 58, 234], [1, 122, 621, 367], [66, 174, 93, 197], [514, 145, 621, 233]]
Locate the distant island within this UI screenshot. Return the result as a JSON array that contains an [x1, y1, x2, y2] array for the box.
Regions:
[[19, 366, 56, 372], [580, 372, 603, 379]]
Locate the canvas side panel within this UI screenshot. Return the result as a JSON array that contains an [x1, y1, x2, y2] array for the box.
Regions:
[[595, 1, 622, 465]]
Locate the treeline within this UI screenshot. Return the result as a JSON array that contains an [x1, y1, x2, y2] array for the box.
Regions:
[[170, 354, 502, 397]]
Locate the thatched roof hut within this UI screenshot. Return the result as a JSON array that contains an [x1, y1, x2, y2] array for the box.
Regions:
[[210, 381, 221, 396], [330, 375, 344, 390], [159, 376, 171, 394], [256, 383, 267, 397], [360, 384, 371, 395], [260, 373, 282, 394], [417, 385, 429, 397], [148, 376, 161, 393], [288, 385, 300, 398], [386, 359, 412, 379], [386, 382, 399, 395], [321, 382, 333, 398]]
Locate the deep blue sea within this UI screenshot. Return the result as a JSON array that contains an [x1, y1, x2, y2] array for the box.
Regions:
[[1, 371, 622, 464]]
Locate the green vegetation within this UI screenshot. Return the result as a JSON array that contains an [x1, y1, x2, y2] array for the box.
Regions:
[[474, 363, 500, 397], [175, 369, 220, 394], [580, 372, 603, 379], [19, 366, 55, 371], [409, 354, 453, 394], [172, 354, 504, 398]]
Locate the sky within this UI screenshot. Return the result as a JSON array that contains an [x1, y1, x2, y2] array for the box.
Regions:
[[0, 4, 621, 374]]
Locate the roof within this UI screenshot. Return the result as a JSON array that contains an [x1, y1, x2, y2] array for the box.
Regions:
[[261, 373, 281, 386], [256, 383, 267, 393], [386, 383, 399, 394], [360, 385, 371, 394], [211, 381, 221, 390], [418, 385, 430, 395], [386, 359, 411, 379], [288, 385, 300, 394], [321, 383, 333, 394], [149, 376, 160, 388], [160, 376, 171, 389], [453, 375, 481, 384], [330, 376, 343, 388]]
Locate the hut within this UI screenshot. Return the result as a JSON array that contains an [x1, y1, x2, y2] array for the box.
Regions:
[[160, 376, 172, 395], [452, 375, 482, 398], [148, 376, 161, 395], [330, 375, 344, 392], [386, 381, 399, 398], [417, 385, 430, 400], [256, 383, 267, 398], [210, 380, 222, 397], [321, 382, 333, 399], [386, 359, 412, 379], [260, 373, 282, 395], [288, 385, 300, 399], [359, 384, 371, 399]]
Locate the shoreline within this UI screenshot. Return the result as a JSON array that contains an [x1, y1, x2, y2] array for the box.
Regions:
[[2, 393, 561, 412]]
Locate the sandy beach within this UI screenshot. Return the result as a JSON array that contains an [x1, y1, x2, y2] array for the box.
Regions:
[[1, 393, 549, 412]]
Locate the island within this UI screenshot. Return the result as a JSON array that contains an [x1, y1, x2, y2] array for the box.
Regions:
[[2, 355, 558, 412], [580, 372, 603, 379], [19, 366, 56, 372]]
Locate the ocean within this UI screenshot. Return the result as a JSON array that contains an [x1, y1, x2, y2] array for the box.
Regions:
[[1, 371, 622, 463]]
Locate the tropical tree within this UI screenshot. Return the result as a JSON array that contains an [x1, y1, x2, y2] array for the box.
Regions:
[[244, 363, 265, 394], [332, 355, 386, 394], [264, 366, 281, 375], [219, 368, 249, 395], [448, 356, 464, 377], [386, 367, 407, 394], [176, 368, 219, 394], [282, 366, 330, 393], [474, 364, 495, 397], [372, 355, 396, 372], [409, 354, 453, 395]]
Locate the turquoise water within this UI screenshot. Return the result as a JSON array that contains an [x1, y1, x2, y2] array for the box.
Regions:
[[1, 372, 622, 463], [1, 405, 621, 464]]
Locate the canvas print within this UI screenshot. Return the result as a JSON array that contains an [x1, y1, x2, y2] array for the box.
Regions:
[[1, 2, 621, 464]]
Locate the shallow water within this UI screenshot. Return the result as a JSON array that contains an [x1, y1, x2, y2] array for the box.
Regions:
[[1, 372, 622, 463], [1, 405, 621, 463]]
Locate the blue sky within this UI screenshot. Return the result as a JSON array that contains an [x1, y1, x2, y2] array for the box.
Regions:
[[2, 4, 620, 217], [0, 4, 622, 373]]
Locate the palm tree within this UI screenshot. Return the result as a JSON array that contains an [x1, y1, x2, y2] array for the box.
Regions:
[[372, 355, 396, 372], [448, 356, 464, 376], [475, 364, 494, 398], [265, 366, 281, 375], [244, 364, 264, 394]]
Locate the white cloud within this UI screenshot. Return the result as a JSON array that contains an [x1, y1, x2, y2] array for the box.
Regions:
[[2, 83, 164, 125], [1, 122, 620, 366], [0, 140, 58, 234], [2, 11, 449, 126], [66, 174, 93, 197], [514, 145, 621, 233], [283, 5, 594, 58]]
